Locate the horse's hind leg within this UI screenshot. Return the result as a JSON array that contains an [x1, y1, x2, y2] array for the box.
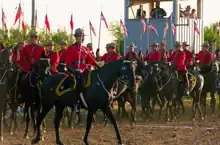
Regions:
[[210, 92, 216, 115], [191, 92, 197, 121], [9, 104, 18, 135], [84, 109, 95, 145], [54, 105, 65, 145], [30, 104, 37, 133], [104, 106, 123, 145]]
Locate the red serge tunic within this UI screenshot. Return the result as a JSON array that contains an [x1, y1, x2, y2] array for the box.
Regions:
[[143, 50, 162, 62], [195, 50, 213, 65], [58, 49, 67, 63], [184, 50, 193, 66], [47, 51, 60, 73], [169, 50, 187, 70], [65, 43, 96, 74], [101, 52, 120, 63], [19, 44, 45, 72], [124, 52, 139, 60]]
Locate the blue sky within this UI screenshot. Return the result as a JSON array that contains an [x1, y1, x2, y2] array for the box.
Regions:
[[1, 0, 219, 54]]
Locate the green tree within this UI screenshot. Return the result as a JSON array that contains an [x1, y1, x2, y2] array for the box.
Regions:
[[109, 21, 124, 55], [204, 23, 220, 48]]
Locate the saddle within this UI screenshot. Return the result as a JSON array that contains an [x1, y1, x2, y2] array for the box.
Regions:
[[55, 71, 92, 97], [175, 70, 197, 92]]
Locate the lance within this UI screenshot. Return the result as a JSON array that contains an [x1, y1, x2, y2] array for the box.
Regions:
[[77, 29, 84, 70]]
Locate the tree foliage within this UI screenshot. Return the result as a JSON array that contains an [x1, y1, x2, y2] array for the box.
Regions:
[[204, 23, 220, 48], [0, 26, 73, 52], [109, 21, 124, 55]]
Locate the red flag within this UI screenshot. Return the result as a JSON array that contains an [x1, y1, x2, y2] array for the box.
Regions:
[[194, 20, 200, 35], [22, 19, 25, 31], [171, 21, 176, 35], [148, 23, 159, 36], [163, 20, 168, 39], [89, 21, 96, 36], [101, 11, 108, 29], [14, 3, 22, 25], [120, 19, 128, 36], [45, 14, 50, 32], [2, 9, 6, 29], [141, 17, 146, 32], [70, 14, 73, 31]]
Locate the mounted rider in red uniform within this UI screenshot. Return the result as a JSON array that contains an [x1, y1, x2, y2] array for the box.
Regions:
[[19, 32, 46, 74], [195, 42, 213, 73], [12, 41, 25, 67], [96, 42, 120, 95], [97, 43, 120, 63], [143, 41, 162, 64], [182, 42, 193, 69], [124, 43, 139, 61], [65, 28, 97, 86], [86, 43, 96, 70], [159, 40, 169, 63], [57, 40, 68, 72], [45, 40, 60, 73], [169, 41, 189, 96]]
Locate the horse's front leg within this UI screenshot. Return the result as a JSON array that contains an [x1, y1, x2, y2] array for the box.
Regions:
[[30, 104, 36, 133], [9, 104, 18, 135], [24, 104, 30, 139], [84, 109, 94, 145], [210, 92, 216, 115]]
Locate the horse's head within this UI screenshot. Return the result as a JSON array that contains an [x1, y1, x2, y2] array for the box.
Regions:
[[135, 59, 148, 80], [119, 59, 137, 88], [0, 48, 13, 69], [32, 58, 51, 79]]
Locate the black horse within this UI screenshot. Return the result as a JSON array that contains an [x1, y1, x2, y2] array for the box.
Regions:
[[19, 58, 50, 138], [200, 61, 219, 116], [31, 59, 137, 145], [0, 48, 18, 141]]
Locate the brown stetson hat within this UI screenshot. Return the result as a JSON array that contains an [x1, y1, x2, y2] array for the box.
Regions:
[[160, 40, 166, 45], [201, 42, 210, 47], [151, 41, 159, 47], [45, 40, 54, 46], [175, 41, 182, 47], [182, 41, 190, 46]]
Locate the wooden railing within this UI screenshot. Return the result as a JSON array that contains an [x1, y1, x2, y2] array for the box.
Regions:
[[176, 17, 203, 53]]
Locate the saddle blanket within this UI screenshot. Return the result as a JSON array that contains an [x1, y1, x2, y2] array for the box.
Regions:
[[55, 74, 77, 97]]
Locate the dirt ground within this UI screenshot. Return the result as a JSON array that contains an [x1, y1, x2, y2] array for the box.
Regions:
[[1, 103, 220, 145]]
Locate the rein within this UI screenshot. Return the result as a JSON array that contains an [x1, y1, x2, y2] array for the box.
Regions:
[[155, 71, 174, 91]]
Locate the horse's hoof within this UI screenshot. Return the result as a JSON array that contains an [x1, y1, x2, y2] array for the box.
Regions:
[[0, 136, 3, 141], [192, 118, 196, 122], [43, 130, 46, 133], [56, 140, 64, 145], [41, 136, 45, 141], [167, 118, 170, 122], [131, 122, 135, 128], [10, 131, 14, 135], [201, 117, 205, 120], [31, 137, 40, 144], [24, 134, 29, 139]]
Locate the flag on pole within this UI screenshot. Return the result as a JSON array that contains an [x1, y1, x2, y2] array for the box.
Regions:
[[2, 9, 7, 29], [45, 14, 50, 32], [21, 12, 25, 31], [163, 20, 168, 39], [171, 21, 176, 35], [70, 14, 73, 31], [141, 17, 146, 32], [34, 9, 37, 28], [120, 19, 128, 36], [101, 11, 108, 29], [148, 23, 159, 36], [14, 3, 22, 25], [194, 20, 200, 36], [89, 21, 96, 36]]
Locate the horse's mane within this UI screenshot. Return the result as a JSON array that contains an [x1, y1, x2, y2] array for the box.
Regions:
[[93, 59, 124, 73]]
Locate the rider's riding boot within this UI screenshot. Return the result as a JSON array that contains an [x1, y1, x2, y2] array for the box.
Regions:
[[113, 81, 118, 96]]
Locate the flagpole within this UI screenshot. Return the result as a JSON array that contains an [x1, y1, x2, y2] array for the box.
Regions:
[[70, 13, 73, 43], [147, 18, 150, 52], [22, 0, 25, 41], [170, 15, 173, 50], [45, 4, 48, 42], [89, 22, 93, 44], [98, 8, 102, 49], [18, 1, 21, 42], [1, 0, 3, 29], [140, 18, 142, 52]]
